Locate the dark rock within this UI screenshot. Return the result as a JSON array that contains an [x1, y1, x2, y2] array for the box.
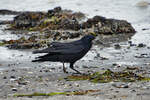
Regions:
[[128, 41, 136, 46], [12, 88, 17, 92], [147, 47, 150, 49], [142, 28, 149, 31], [135, 53, 149, 58], [39, 70, 42, 72], [72, 12, 85, 20], [47, 7, 62, 17], [112, 83, 130, 88], [0, 9, 20, 15], [82, 15, 135, 34], [2, 7, 136, 50], [53, 6, 62, 13], [11, 69, 16, 71], [43, 69, 50, 72], [10, 76, 16, 79], [137, 43, 146, 47], [18, 81, 28, 85], [114, 44, 121, 49], [47, 10, 55, 17], [3, 76, 7, 79], [13, 12, 46, 29], [100, 56, 109, 60], [59, 18, 81, 30], [112, 63, 118, 66], [93, 16, 106, 23]]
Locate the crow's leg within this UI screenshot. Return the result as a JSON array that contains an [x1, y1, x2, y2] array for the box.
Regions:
[[70, 63, 81, 74], [63, 63, 68, 73]]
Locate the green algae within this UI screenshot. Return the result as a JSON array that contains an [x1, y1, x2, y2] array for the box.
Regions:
[[14, 89, 100, 97], [14, 92, 67, 97], [0, 42, 5, 46], [66, 68, 150, 83]]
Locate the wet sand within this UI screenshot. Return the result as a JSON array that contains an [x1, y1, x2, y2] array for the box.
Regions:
[[0, 43, 150, 100]]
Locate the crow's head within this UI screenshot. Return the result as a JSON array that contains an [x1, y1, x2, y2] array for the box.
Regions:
[[81, 35, 95, 43]]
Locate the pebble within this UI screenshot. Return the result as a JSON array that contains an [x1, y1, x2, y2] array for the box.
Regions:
[[100, 57, 109, 60], [18, 81, 28, 85], [3, 76, 7, 79], [10, 76, 16, 79], [114, 44, 121, 49], [120, 84, 129, 88], [112, 83, 130, 88], [12, 88, 17, 92], [43, 69, 51, 72], [137, 43, 146, 47], [39, 70, 42, 72], [74, 83, 80, 87], [130, 89, 136, 92], [11, 69, 16, 72], [128, 41, 136, 46], [142, 28, 150, 31]]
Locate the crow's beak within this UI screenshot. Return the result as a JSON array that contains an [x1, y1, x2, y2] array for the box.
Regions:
[[90, 32, 97, 37]]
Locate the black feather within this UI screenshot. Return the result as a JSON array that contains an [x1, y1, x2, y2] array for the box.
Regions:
[[32, 35, 95, 73]]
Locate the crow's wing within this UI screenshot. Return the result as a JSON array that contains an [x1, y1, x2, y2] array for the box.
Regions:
[[33, 41, 84, 54]]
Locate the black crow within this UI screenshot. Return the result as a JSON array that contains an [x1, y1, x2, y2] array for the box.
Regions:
[[32, 35, 95, 73]]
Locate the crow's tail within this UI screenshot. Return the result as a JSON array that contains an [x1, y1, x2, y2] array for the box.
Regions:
[[32, 59, 42, 62], [32, 53, 59, 62], [33, 50, 45, 54]]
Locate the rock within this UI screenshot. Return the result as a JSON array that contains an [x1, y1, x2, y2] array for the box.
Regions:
[[11, 69, 16, 72], [112, 83, 130, 88], [2, 7, 135, 50], [18, 81, 28, 85], [3, 76, 7, 79], [135, 53, 149, 58], [82, 16, 106, 29], [137, 43, 146, 47], [59, 17, 81, 31], [114, 44, 121, 49], [100, 56, 109, 60], [13, 12, 46, 29], [142, 28, 150, 31], [53, 6, 62, 13], [10, 76, 16, 79], [8, 7, 135, 34], [47, 6, 62, 17], [10, 7, 82, 31], [0, 9, 20, 15], [82, 15, 135, 34], [128, 41, 136, 46], [12, 88, 17, 92]]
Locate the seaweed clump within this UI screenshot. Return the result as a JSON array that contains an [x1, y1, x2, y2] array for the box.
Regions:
[[66, 68, 150, 83], [14, 89, 100, 97], [1, 7, 136, 49], [9, 7, 84, 31], [8, 6, 135, 34], [1, 36, 47, 49], [82, 16, 136, 34]]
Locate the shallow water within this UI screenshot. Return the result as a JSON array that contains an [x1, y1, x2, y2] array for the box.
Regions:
[[0, 0, 150, 70]]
